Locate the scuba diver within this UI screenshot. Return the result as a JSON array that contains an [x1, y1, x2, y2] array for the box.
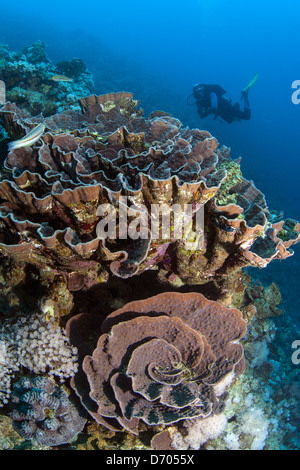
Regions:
[[189, 73, 259, 123]]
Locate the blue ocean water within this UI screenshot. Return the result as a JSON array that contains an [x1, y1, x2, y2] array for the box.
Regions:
[[0, 1, 299, 317]]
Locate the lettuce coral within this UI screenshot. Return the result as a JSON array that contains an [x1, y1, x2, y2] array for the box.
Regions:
[[0, 92, 298, 295], [67, 292, 247, 435]]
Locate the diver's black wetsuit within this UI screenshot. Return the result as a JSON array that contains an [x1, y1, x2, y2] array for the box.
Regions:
[[193, 84, 251, 123]]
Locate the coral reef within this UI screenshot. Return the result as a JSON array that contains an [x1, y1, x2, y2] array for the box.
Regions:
[[10, 375, 86, 446], [0, 312, 78, 407], [244, 280, 283, 320], [0, 93, 299, 298], [0, 85, 299, 450], [171, 413, 228, 450], [153, 295, 299, 451], [55, 58, 88, 81], [0, 41, 94, 117], [22, 41, 49, 65], [0, 415, 25, 449], [67, 292, 246, 435]]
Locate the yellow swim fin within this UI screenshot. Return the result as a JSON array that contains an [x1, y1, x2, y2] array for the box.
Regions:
[[242, 73, 260, 95]]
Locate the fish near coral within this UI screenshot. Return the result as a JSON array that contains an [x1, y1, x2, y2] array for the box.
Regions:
[[52, 74, 73, 83], [8, 123, 45, 151]]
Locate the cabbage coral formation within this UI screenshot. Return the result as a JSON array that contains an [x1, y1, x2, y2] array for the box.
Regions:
[[0, 92, 299, 291], [67, 292, 247, 435]]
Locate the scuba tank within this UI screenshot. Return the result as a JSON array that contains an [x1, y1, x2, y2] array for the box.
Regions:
[[188, 84, 226, 106]]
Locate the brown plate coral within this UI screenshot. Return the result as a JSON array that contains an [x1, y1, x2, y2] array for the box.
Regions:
[[0, 89, 299, 450], [66, 292, 247, 435], [0, 92, 299, 293]]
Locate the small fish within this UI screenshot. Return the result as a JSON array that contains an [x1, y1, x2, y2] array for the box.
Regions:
[[8, 123, 46, 151], [52, 74, 73, 83]]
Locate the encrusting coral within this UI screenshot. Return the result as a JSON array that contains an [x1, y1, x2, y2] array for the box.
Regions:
[[0, 92, 299, 295], [66, 292, 247, 435], [10, 375, 86, 446]]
